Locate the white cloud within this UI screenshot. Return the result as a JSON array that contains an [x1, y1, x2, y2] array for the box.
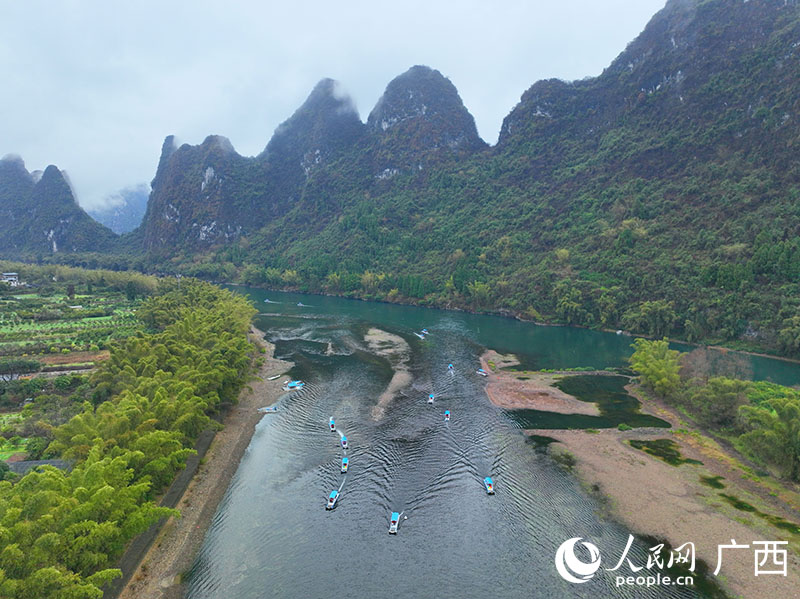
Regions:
[[0, 0, 666, 210]]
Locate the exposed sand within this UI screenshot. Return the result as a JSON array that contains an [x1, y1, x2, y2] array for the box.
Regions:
[[481, 349, 599, 415], [481, 350, 800, 599], [541, 428, 800, 598], [365, 327, 412, 420], [117, 326, 291, 599]]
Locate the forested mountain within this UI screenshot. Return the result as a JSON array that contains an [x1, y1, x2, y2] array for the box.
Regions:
[[2, 0, 799, 354], [0, 157, 116, 254]]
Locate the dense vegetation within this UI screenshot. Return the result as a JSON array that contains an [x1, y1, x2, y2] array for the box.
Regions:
[[0, 161, 116, 255], [0, 280, 256, 597], [137, 0, 800, 357], [3, 1, 800, 357], [630, 338, 800, 482]]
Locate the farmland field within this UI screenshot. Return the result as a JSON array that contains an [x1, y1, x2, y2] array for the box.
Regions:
[[1, 263, 157, 468]]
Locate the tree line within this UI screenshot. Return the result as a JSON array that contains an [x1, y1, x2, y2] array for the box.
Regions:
[[0, 280, 256, 597], [630, 338, 800, 482]]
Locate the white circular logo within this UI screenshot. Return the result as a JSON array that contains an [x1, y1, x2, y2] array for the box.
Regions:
[[555, 537, 602, 584]]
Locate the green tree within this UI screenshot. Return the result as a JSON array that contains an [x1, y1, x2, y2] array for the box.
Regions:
[[0, 358, 42, 382], [778, 313, 800, 356], [554, 282, 588, 325], [240, 264, 265, 286], [466, 280, 491, 308], [623, 300, 677, 337], [689, 377, 750, 429], [629, 338, 682, 399], [738, 397, 800, 481]]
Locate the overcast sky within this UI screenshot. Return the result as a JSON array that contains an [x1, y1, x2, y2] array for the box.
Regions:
[[0, 0, 667, 210]]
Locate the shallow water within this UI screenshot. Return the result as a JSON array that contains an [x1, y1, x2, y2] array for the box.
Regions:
[[185, 288, 800, 599]]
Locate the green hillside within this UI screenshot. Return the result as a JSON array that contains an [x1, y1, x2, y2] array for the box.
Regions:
[[2, 0, 800, 357]]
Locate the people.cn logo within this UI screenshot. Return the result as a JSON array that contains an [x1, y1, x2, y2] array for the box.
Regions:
[[555, 537, 602, 584]]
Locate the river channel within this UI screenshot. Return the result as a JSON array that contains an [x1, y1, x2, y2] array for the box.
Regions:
[[185, 288, 800, 598]]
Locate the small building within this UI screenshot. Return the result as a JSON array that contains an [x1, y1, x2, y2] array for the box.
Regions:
[[1, 273, 19, 287]]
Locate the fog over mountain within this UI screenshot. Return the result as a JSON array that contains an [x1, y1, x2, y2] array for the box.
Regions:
[[0, 0, 666, 210]]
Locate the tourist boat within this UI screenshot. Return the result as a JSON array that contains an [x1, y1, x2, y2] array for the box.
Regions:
[[341, 457, 349, 473], [267, 374, 281, 381], [427, 394, 434, 404], [421, 329, 428, 335], [484, 477, 495, 494], [329, 417, 336, 431], [389, 512, 400, 534], [476, 368, 488, 377], [444, 410, 450, 422], [414, 332, 425, 339], [257, 406, 278, 413], [341, 436, 348, 449], [283, 380, 305, 391], [448, 363, 454, 371], [326, 490, 339, 510]]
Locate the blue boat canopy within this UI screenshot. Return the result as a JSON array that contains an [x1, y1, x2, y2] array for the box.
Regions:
[[391, 512, 400, 520], [342, 457, 348, 463], [329, 491, 338, 499], [484, 477, 493, 484]]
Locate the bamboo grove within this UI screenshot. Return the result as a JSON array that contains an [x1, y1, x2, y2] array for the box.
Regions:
[[0, 280, 256, 598]]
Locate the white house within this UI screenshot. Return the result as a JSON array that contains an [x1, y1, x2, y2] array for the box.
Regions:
[[1, 273, 19, 287]]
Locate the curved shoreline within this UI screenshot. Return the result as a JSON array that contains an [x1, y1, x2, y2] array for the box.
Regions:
[[480, 350, 800, 599], [226, 283, 800, 367], [117, 325, 291, 599]]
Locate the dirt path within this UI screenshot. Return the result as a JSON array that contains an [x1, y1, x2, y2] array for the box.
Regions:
[[117, 326, 291, 599]]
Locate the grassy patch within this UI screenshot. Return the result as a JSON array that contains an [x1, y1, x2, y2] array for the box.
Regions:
[[551, 448, 577, 470], [719, 494, 800, 535], [0, 441, 27, 460], [699, 475, 726, 489], [628, 439, 703, 466]]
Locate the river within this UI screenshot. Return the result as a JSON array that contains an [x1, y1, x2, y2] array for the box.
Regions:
[[184, 288, 800, 598]]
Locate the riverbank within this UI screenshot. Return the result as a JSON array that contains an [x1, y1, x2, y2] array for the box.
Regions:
[[480, 350, 800, 599], [117, 326, 291, 599], [226, 282, 800, 367]]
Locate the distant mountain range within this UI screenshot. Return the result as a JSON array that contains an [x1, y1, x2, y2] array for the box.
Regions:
[[87, 185, 149, 234], [1, 0, 799, 354]]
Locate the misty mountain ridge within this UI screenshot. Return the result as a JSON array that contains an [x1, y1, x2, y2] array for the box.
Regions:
[[0, 156, 116, 254], [1, 0, 799, 354]]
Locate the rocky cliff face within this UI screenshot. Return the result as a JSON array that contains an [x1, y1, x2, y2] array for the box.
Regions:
[[367, 65, 486, 176], [498, 0, 800, 169], [4, 0, 799, 281], [0, 156, 35, 250], [141, 135, 251, 251], [140, 80, 369, 252], [262, 78, 365, 175]]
